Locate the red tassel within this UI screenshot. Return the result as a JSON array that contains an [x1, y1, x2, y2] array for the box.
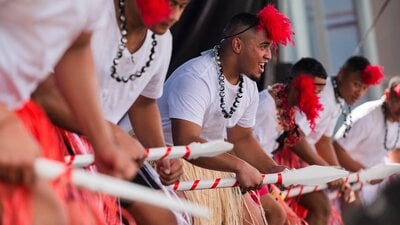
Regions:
[[292, 74, 323, 131], [257, 4, 295, 50], [136, 0, 171, 28], [361, 65, 384, 86]]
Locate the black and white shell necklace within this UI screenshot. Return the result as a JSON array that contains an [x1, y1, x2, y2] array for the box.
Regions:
[[110, 0, 157, 83], [213, 45, 244, 119]]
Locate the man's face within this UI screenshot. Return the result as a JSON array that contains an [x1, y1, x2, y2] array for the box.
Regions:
[[150, 0, 189, 35], [337, 70, 368, 105], [313, 77, 326, 94], [387, 91, 400, 121], [236, 28, 272, 81]]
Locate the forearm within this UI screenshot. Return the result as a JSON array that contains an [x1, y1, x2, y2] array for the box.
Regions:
[[231, 134, 277, 174], [128, 97, 165, 148], [190, 153, 251, 174], [291, 138, 329, 166], [315, 135, 341, 166], [333, 141, 364, 172], [53, 33, 113, 151]]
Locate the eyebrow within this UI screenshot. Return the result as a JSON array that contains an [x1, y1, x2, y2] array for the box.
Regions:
[[313, 82, 326, 86], [259, 41, 272, 46]]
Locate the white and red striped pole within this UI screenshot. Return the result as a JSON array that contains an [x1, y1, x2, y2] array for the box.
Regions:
[[35, 158, 209, 218], [171, 165, 348, 191], [65, 140, 233, 168], [281, 163, 400, 199]]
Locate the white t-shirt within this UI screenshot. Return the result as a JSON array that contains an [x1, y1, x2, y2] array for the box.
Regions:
[[253, 90, 280, 157], [334, 98, 400, 168], [0, 0, 106, 110], [89, 1, 172, 125], [297, 76, 342, 145], [159, 49, 259, 145]]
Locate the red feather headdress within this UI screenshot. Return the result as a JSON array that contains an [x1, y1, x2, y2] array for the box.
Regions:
[[361, 65, 384, 86], [135, 0, 171, 28], [257, 4, 295, 50], [293, 74, 323, 131]]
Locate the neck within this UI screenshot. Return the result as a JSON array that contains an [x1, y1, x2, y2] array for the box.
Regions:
[[114, 0, 148, 53], [287, 86, 297, 106], [218, 45, 240, 85]]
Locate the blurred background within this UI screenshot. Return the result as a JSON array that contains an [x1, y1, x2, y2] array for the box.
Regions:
[[169, 0, 399, 103]]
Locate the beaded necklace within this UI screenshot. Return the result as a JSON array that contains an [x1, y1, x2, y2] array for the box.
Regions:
[[332, 77, 353, 138], [110, 0, 157, 83], [213, 45, 244, 119], [382, 103, 400, 151]]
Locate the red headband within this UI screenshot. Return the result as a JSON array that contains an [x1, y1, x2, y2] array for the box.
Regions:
[[293, 74, 323, 131], [136, 0, 171, 28], [257, 4, 295, 50], [361, 65, 384, 86]]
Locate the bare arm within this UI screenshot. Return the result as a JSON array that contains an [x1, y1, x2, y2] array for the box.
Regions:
[[171, 118, 263, 191], [128, 95, 183, 185], [291, 135, 329, 166], [333, 141, 365, 172], [128, 95, 166, 148], [315, 135, 341, 166], [53, 32, 137, 179], [227, 125, 284, 174]]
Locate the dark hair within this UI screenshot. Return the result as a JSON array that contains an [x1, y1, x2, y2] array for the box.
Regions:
[[284, 57, 327, 84], [291, 57, 327, 79], [341, 56, 371, 72], [222, 13, 259, 40]]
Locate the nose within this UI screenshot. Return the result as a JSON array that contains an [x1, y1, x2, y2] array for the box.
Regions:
[[359, 85, 368, 96], [264, 47, 272, 61]]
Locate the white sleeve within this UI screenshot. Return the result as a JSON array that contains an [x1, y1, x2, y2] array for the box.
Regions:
[[83, 0, 110, 32], [296, 110, 311, 136], [167, 75, 211, 127], [323, 115, 338, 137], [141, 32, 172, 99], [236, 82, 259, 128]]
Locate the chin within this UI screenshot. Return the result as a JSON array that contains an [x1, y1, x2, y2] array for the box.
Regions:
[[150, 25, 169, 35], [247, 74, 260, 82]]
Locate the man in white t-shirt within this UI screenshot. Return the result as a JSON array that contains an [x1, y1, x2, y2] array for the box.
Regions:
[[294, 56, 384, 225], [33, 1, 191, 224], [0, 0, 141, 224], [254, 57, 327, 225], [334, 76, 400, 204], [159, 5, 293, 224]]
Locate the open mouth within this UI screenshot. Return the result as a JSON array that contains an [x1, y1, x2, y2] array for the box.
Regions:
[[259, 62, 266, 72]]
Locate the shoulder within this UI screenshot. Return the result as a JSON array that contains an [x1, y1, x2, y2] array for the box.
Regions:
[[352, 99, 384, 122]]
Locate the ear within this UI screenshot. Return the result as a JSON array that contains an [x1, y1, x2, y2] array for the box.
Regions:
[[231, 37, 242, 54], [337, 70, 344, 82]]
